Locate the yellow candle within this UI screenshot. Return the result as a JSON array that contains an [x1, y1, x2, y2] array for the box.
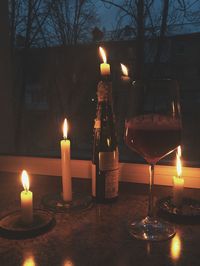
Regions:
[[60, 118, 72, 202], [173, 146, 184, 206], [99, 46, 110, 76], [20, 170, 33, 225], [120, 63, 130, 82]]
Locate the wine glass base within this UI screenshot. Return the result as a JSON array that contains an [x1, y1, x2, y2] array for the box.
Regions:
[[42, 192, 93, 213], [129, 216, 176, 241]]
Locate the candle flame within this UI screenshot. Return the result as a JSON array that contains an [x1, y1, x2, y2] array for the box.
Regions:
[[21, 170, 30, 191], [99, 46, 107, 63], [170, 233, 181, 260], [120, 63, 129, 76], [63, 118, 68, 139], [176, 146, 182, 177]]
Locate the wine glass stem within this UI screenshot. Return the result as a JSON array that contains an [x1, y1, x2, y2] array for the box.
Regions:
[[148, 164, 155, 218]]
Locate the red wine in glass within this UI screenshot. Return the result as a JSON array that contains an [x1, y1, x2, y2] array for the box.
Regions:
[[125, 114, 181, 164]]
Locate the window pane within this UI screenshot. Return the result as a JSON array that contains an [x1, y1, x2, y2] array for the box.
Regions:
[[1, 0, 199, 167]]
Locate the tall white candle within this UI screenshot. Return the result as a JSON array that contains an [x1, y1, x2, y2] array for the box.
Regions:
[[173, 146, 184, 206], [20, 170, 33, 225], [60, 118, 72, 202]]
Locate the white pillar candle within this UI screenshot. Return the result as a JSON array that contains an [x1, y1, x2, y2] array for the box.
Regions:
[[99, 46, 110, 76], [60, 118, 72, 202], [20, 170, 33, 225]]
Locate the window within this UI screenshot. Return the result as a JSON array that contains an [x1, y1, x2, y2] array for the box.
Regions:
[[1, 0, 200, 170]]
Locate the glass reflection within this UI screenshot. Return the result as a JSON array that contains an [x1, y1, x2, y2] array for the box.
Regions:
[[146, 243, 151, 255], [23, 253, 36, 266], [170, 233, 182, 260]]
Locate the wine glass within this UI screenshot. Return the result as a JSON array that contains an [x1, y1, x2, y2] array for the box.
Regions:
[[125, 79, 182, 241]]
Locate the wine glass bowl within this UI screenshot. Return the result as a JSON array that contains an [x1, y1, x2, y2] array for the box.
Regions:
[[125, 113, 181, 164], [125, 79, 182, 241]]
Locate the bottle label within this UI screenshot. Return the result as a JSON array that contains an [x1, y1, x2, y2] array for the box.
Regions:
[[99, 149, 119, 198], [102, 168, 119, 198], [99, 150, 119, 171]]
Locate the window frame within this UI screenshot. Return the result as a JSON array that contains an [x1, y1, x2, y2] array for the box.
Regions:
[[0, 155, 199, 189]]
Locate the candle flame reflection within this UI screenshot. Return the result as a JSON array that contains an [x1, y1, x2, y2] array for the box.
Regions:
[[21, 170, 30, 191], [146, 243, 151, 255], [170, 234, 182, 260], [63, 118, 68, 139], [177, 145, 181, 157], [176, 146, 182, 177], [120, 63, 128, 76], [99, 46, 107, 63], [23, 254, 36, 266], [63, 259, 74, 266]]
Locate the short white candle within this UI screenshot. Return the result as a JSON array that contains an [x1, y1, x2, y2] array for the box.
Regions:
[[99, 46, 110, 76], [60, 118, 72, 202], [20, 170, 33, 225], [173, 146, 184, 206]]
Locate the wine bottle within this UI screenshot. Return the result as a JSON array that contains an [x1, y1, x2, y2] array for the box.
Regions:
[[92, 80, 119, 203]]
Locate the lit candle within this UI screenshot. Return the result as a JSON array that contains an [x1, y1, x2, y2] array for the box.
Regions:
[[173, 146, 184, 206], [20, 170, 33, 225], [60, 118, 72, 202], [99, 46, 110, 76], [120, 63, 130, 82]]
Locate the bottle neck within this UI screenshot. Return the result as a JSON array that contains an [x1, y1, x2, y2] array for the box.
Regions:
[[97, 81, 112, 104]]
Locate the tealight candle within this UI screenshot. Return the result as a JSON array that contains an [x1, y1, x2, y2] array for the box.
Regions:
[[99, 46, 110, 76], [20, 170, 33, 225], [120, 63, 130, 82], [60, 118, 72, 202], [173, 146, 184, 206]]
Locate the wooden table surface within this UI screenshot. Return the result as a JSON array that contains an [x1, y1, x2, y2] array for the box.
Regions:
[[0, 171, 199, 266]]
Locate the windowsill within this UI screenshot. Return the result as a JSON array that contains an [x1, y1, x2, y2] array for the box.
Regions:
[[0, 155, 199, 189]]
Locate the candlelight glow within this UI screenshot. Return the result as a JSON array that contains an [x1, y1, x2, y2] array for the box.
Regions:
[[99, 46, 107, 63], [176, 146, 182, 177], [120, 63, 129, 76], [63, 259, 74, 266], [63, 118, 68, 139], [21, 170, 30, 191], [107, 137, 111, 147], [170, 234, 182, 260]]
